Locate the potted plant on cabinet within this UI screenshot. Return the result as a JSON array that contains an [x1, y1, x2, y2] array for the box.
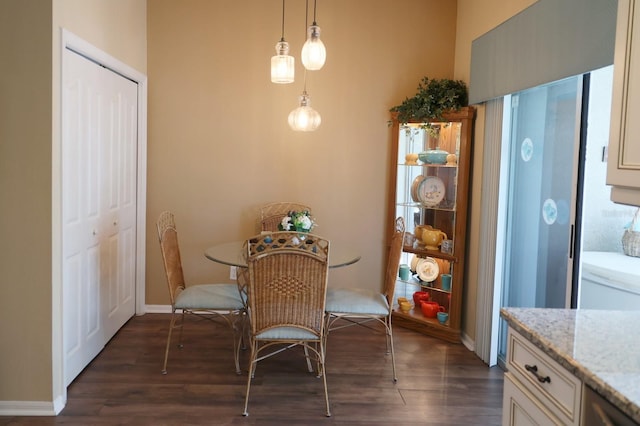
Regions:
[[390, 77, 468, 128]]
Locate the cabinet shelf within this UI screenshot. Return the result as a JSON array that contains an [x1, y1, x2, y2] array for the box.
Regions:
[[392, 307, 459, 343], [396, 202, 457, 212], [398, 163, 458, 169], [387, 107, 475, 343], [397, 276, 451, 294], [402, 244, 457, 262]]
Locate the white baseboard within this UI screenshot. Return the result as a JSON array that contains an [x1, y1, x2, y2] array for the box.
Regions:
[[0, 400, 59, 416], [144, 304, 172, 314], [461, 331, 475, 352]]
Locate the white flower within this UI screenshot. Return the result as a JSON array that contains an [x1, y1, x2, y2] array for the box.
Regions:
[[280, 216, 293, 230], [296, 215, 312, 230]]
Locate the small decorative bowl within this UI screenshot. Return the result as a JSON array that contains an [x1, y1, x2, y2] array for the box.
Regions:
[[399, 301, 412, 313], [418, 148, 449, 165]]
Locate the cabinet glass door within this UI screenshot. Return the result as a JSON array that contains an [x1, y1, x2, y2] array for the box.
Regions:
[[395, 122, 460, 309]]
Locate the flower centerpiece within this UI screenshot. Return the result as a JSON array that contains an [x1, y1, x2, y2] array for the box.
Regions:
[[278, 210, 316, 233]]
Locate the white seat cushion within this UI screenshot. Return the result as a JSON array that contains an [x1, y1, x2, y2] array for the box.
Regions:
[[325, 287, 389, 316], [256, 326, 319, 340], [175, 283, 244, 310]]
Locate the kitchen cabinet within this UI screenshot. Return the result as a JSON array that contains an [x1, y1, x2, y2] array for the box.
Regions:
[[608, 0, 640, 206], [500, 308, 640, 426], [502, 326, 582, 426], [387, 107, 475, 343]]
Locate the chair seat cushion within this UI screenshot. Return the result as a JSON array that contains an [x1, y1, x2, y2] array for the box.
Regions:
[[175, 283, 244, 310], [256, 326, 319, 341], [325, 287, 389, 316]]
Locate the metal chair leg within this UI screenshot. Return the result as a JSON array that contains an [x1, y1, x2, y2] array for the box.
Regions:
[[242, 339, 258, 416], [231, 311, 243, 375], [319, 342, 331, 417], [161, 311, 178, 374], [303, 344, 314, 373], [176, 311, 185, 349], [387, 316, 397, 383]]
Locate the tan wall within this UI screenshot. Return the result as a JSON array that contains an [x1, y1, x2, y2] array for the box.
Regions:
[[0, 0, 547, 406], [0, 0, 54, 402], [0, 0, 145, 404], [145, 0, 458, 305], [454, 0, 537, 341], [53, 0, 147, 74]]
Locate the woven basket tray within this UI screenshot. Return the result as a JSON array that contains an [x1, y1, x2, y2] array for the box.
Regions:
[[622, 208, 640, 258]]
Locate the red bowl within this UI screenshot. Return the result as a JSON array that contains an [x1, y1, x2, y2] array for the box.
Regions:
[[412, 291, 430, 307]]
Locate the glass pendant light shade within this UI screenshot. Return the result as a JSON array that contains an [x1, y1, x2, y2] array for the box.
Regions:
[[288, 91, 321, 131], [271, 40, 295, 84], [301, 25, 326, 70]]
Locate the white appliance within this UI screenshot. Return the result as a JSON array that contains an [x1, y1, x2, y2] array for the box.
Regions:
[[579, 251, 640, 310]]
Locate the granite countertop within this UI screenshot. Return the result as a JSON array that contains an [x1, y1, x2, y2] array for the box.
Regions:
[[501, 307, 640, 424]]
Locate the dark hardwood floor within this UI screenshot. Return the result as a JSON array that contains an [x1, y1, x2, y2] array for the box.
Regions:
[[0, 314, 504, 425]]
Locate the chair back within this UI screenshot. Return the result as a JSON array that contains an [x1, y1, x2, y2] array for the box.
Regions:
[[382, 217, 405, 307], [260, 202, 312, 232], [156, 211, 186, 306], [244, 232, 329, 338]]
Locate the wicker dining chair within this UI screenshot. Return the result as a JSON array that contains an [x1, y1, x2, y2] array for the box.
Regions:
[[242, 232, 331, 417], [156, 211, 245, 375], [324, 216, 405, 382], [259, 202, 312, 232]]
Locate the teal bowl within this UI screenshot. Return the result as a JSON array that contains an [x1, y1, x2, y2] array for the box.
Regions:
[[418, 149, 448, 164]]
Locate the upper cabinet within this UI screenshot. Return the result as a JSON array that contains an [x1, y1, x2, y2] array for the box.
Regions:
[[608, 0, 640, 206]]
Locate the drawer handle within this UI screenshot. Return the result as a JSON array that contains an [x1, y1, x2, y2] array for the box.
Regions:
[[524, 364, 551, 384]]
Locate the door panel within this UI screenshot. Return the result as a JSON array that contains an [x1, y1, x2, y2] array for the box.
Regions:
[[101, 65, 137, 339], [62, 53, 104, 382], [498, 76, 582, 361], [62, 48, 137, 386]]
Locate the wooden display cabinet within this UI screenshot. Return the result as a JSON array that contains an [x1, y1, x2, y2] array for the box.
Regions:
[[387, 107, 475, 343]]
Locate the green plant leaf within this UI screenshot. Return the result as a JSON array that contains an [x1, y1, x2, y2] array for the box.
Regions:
[[390, 77, 468, 124]]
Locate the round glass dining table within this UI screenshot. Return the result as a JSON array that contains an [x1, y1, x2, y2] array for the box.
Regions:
[[204, 240, 361, 268]]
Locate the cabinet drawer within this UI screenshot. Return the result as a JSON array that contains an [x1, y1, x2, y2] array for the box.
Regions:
[[506, 328, 582, 425], [502, 372, 563, 426]]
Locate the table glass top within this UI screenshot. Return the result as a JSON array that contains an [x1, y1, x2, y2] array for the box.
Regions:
[[204, 240, 361, 268]]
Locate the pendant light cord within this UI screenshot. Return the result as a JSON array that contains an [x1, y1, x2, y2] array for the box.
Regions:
[[312, 0, 318, 25], [303, 0, 309, 92], [280, 0, 286, 41]]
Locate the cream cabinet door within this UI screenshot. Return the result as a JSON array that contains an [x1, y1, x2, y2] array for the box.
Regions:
[[502, 373, 564, 426], [608, 0, 640, 206]]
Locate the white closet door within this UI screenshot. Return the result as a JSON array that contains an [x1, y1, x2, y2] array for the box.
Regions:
[[62, 48, 137, 385], [99, 57, 137, 341]]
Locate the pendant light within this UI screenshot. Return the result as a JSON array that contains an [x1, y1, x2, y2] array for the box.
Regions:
[[271, 0, 294, 84], [301, 0, 326, 71], [289, 1, 321, 131], [288, 88, 321, 131]]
